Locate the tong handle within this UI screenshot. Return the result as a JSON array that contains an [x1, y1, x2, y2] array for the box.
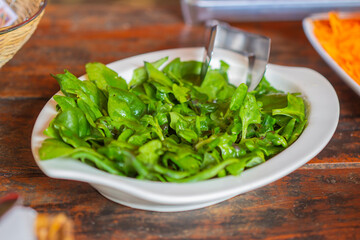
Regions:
[[201, 21, 271, 91]]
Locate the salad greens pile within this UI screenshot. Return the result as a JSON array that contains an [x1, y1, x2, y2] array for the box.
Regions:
[[39, 57, 307, 183]]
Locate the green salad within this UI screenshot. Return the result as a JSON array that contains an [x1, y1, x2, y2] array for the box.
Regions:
[[39, 57, 307, 182]]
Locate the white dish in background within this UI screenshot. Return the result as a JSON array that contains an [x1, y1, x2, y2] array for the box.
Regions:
[[303, 12, 360, 96], [31, 47, 339, 212]]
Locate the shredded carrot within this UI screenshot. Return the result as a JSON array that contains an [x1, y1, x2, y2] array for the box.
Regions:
[[313, 12, 360, 85]]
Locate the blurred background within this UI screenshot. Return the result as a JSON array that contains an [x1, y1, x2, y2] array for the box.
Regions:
[[52, 0, 360, 24]]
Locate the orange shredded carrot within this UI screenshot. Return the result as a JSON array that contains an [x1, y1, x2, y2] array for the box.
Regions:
[[313, 12, 360, 85]]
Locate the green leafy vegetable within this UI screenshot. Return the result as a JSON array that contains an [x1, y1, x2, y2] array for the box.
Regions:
[[40, 58, 307, 182], [86, 62, 128, 92], [273, 93, 305, 122], [240, 93, 262, 141]]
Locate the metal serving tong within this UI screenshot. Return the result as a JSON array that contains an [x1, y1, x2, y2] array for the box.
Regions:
[[201, 21, 271, 91]]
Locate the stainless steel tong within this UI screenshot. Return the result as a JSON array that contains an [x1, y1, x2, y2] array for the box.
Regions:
[[201, 21, 271, 91]]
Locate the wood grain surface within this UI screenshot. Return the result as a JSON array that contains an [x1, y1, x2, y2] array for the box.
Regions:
[[0, 1, 359, 239]]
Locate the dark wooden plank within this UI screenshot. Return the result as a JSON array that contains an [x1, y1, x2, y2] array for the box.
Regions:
[[1, 5, 359, 165], [0, 3, 197, 99], [3, 167, 360, 239], [1, 3, 359, 103], [0, 1, 359, 239], [0, 4, 355, 99], [0, 98, 359, 239]]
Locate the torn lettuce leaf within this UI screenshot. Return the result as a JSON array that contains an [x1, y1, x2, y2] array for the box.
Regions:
[[40, 58, 307, 182]]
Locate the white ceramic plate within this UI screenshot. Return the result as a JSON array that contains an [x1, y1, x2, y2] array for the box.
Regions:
[[303, 12, 360, 96], [31, 47, 339, 212]]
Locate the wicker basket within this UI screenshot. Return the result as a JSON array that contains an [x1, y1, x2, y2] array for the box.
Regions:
[[0, 0, 47, 68]]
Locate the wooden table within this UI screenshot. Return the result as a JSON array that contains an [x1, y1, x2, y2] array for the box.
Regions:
[[1, 1, 359, 239]]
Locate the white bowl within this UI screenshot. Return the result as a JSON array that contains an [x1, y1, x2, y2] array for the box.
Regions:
[[303, 12, 360, 96], [31, 47, 339, 212]]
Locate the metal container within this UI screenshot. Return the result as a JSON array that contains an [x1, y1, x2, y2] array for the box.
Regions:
[[181, 0, 360, 24]]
